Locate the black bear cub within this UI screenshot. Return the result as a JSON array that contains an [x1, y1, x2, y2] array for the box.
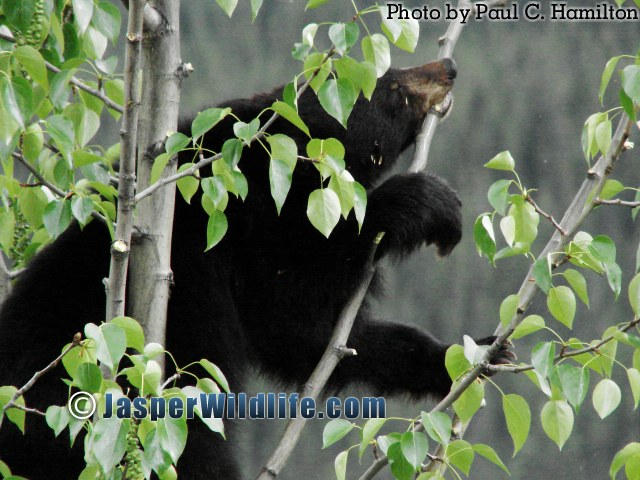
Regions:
[[0, 58, 508, 479]]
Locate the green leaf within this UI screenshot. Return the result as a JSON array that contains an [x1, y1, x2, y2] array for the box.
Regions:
[[600, 179, 625, 200], [387, 442, 414, 480], [1, 77, 32, 128], [509, 196, 539, 245], [335, 449, 348, 480], [334, 57, 377, 100], [318, 78, 357, 128], [200, 359, 230, 393], [0, 210, 15, 254], [380, 14, 419, 52], [473, 214, 496, 262], [595, 119, 612, 156], [0, 386, 26, 433], [562, 269, 589, 307], [627, 368, 640, 409], [400, 431, 429, 470], [452, 379, 484, 423], [269, 159, 293, 215], [557, 364, 589, 412], [622, 65, 640, 103], [361, 34, 391, 77], [445, 439, 474, 475], [620, 88, 637, 123], [14, 46, 49, 90], [166, 132, 191, 156], [359, 418, 388, 458], [328, 22, 359, 56], [191, 107, 231, 140], [3, 0, 36, 31], [511, 314, 545, 340], [176, 163, 199, 204], [592, 378, 621, 419], [322, 419, 354, 448], [307, 188, 341, 238], [499, 294, 520, 328], [62, 342, 97, 378], [84, 322, 127, 371], [45, 405, 70, 437], [74, 362, 102, 393], [91, 417, 130, 473], [18, 186, 47, 228], [531, 341, 556, 379], [547, 286, 576, 329], [499, 215, 515, 247], [46, 115, 75, 155], [445, 344, 471, 381], [202, 176, 228, 211], [328, 173, 356, 219], [150, 152, 171, 185], [272, 101, 310, 136], [353, 182, 367, 232], [181, 386, 225, 435], [610, 443, 640, 480], [216, 0, 237, 16], [158, 416, 188, 464], [234, 119, 260, 144], [589, 235, 616, 264], [205, 210, 228, 250], [485, 151, 515, 171], [629, 273, 640, 316], [487, 179, 512, 216], [22, 122, 44, 163], [70, 196, 94, 225], [540, 400, 573, 450], [92, 1, 121, 43], [43, 199, 72, 239], [250, 0, 263, 20], [421, 411, 452, 446], [72, 149, 102, 167], [72, 0, 94, 33], [604, 261, 622, 298], [599, 56, 621, 104], [502, 393, 530, 456], [306, 0, 329, 8], [110, 316, 145, 353], [473, 443, 510, 474]]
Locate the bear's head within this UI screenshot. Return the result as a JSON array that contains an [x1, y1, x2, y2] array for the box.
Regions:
[[337, 58, 457, 186]]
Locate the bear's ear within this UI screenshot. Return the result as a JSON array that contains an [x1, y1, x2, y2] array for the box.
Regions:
[[395, 59, 456, 116]]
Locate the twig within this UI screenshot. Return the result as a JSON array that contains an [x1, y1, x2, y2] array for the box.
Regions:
[[256, 234, 382, 480], [104, 0, 145, 322], [410, 0, 505, 170], [160, 372, 181, 391], [12, 152, 107, 225], [595, 198, 640, 208], [134, 47, 337, 204], [487, 316, 640, 374], [9, 404, 46, 417], [0, 334, 82, 428], [526, 194, 567, 236], [0, 33, 124, 113]]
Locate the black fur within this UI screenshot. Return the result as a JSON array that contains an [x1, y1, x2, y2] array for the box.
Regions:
[[0, 61, 470, 478]]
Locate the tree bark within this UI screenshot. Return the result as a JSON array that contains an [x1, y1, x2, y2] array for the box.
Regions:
[[128, 0, 185, 373]]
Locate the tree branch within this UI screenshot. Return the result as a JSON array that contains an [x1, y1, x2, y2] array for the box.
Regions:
[[0, 334, 82, 429], [595, 197, 640, 208], [526, 193, 567, 236], [104, 0, 146, 322], [487, 316, 640, 374], [256, 234, 382, 480], [12, 152, 107, 225]]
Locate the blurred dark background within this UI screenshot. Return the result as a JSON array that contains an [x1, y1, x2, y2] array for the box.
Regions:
[[134, 1, 640, 478]]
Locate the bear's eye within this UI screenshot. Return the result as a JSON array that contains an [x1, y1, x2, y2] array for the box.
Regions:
[[390, 82, 400, 90]]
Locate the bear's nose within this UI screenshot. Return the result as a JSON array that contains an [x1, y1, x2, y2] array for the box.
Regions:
[[441, 58, 457, 80]]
